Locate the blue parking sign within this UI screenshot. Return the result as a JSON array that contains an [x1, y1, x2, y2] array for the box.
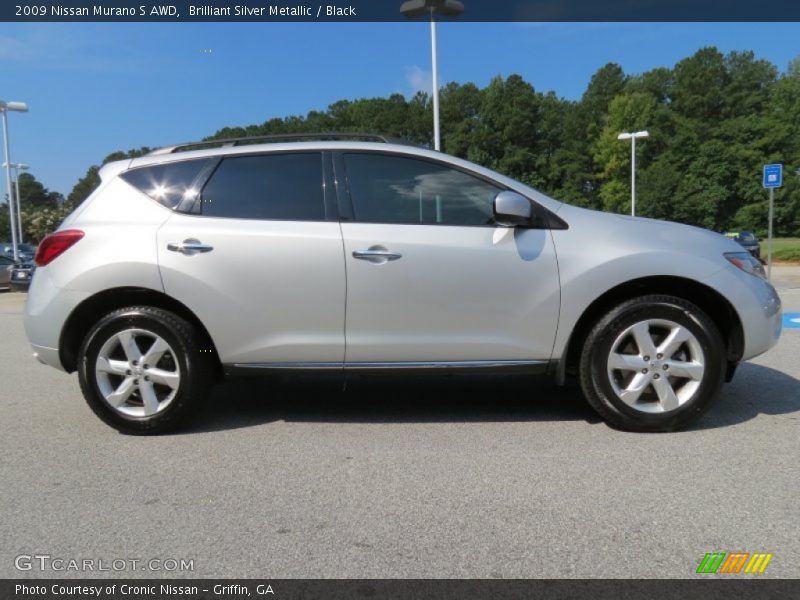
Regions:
[[763, 164, 782, 189]]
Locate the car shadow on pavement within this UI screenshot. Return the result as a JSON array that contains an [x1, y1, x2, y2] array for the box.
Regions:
[[190, 373, 600, 433], [186, 362, 800, 434], [688, 362, 800, 431]]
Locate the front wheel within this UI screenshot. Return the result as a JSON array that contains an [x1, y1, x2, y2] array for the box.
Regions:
[[78, 306, 215, 434], [579, 295, 726, 432]]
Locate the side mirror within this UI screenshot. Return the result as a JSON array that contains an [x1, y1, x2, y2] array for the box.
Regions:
[[493, 191, 532, 227]]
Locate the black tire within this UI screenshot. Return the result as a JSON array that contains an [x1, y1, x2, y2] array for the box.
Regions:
[[579, 295, 726, 432], [78, 306, 215, 435]]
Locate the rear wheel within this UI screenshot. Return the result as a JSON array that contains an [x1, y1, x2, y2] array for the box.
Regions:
[[579, 295, 726, 432], [78, 306, 214, 434]]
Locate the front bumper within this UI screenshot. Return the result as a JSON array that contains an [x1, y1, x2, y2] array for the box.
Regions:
[[704, 266, 782, 361]]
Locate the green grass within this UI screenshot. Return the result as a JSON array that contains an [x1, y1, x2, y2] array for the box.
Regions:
[[760, 238, 800, 261]]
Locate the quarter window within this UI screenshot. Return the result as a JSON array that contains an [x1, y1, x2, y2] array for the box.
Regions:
[[121, 159, 213, 210], [201, 153, 325, 221], [344, 153, 503, 226]]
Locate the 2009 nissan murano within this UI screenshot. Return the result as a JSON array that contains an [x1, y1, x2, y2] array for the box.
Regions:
[[24, 134, 782, 434]]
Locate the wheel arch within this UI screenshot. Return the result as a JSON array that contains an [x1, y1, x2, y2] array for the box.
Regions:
[[556, 276, 744, 384], [59, 286, 222, 375]]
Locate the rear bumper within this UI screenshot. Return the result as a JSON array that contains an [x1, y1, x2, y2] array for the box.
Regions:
[[31, 344, 63, 371], [23, 269, 89, 373]]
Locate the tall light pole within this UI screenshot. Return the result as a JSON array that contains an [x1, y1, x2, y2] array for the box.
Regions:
[[1, 100, 29, 262], [4, 162, 30, 244], [617, 130, 649, 217], [400, 0, 464, 151]]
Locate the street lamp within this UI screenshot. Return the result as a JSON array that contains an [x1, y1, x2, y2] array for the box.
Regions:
[[400, 0, 464, 151], [617, 130, 649, 217], [1, 100, 29, 262], [4, 162, 30, 244]]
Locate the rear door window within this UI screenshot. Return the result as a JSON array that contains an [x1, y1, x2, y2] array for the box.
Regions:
[[200, 153, 325, 221]]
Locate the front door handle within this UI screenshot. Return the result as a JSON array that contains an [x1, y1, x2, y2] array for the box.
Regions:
[[352, 246, 402, 264], [167, 239, 214, 255]]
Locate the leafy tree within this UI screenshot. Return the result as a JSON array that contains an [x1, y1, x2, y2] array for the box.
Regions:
[[0, 200, 10, 241], [723, 51, 777, 118], [0, 172, 64, 242], [17, 172, 62, 210], [23, 205, 72, 242], [594, 93, 659, 181], [57, 46, 800, 237], [582, 62, 627, 135], [637, 160, 682, 222], [671, 47, 729, 124], [458, 75, 543, 185]]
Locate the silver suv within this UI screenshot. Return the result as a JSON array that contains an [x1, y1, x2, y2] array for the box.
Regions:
[[24, 134, 782, 434]]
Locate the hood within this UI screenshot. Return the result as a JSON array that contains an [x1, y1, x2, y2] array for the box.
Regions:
[[557, 204, 744, 254]]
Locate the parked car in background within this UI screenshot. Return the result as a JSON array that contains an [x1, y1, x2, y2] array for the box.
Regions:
[[9, 261, 35, 292], [23, 134, 782, 435], [0, 254, 15, 288], [724, 231, 761, 261], [1, 242, 37, 262]]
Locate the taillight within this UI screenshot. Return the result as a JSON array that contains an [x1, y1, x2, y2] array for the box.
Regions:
[[34, 230, 85, 267]]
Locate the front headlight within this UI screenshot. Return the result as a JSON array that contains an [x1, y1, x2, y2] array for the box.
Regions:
[[725, 252, 767, 280]]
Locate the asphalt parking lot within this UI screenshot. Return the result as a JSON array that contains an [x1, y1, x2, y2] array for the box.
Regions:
[[1, 268, 799, 579]]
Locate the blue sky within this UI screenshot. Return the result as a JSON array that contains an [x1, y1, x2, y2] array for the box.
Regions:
[[1, 22, 799, 195]]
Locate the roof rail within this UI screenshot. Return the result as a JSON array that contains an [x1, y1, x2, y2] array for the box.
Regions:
[[147, 133, 419, 156]]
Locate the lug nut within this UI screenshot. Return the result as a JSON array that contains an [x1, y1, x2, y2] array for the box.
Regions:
[[143, 364, 149, 369], [653, 373, 660, 380], [126, 369, 132, 375], [643, 356, 650, 362], [641, 368, 648, 374], [132, 360, 138, 366], [133, 379, 139, 385], [663, 364, 669, 370], [144, 376, 150, 382], [657, 353, 663, 359]]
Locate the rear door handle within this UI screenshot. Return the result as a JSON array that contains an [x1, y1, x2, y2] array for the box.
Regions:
[[167, 239, 214, 255], [352, 246, 402, 264]]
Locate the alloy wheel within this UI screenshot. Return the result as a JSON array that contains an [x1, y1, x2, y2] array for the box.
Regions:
[[94, 328, 181, 417], [606, 318, 705, 414]]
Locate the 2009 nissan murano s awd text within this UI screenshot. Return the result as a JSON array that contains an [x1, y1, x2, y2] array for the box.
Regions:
[[23, 134, 782, 434]]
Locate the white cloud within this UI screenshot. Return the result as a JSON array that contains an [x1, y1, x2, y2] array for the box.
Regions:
[[0, 24, 146, 71], [0, 27, 58, 61], [405, 65, 433, 95]]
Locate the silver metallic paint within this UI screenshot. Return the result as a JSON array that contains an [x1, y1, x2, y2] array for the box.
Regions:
[[23, 141, 781, 380]]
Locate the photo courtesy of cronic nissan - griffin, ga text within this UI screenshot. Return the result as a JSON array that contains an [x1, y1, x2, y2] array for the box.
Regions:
[[23, 134, 782, 434]]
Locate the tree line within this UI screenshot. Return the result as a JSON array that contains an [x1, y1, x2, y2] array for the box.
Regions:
[[3, 46, 799, 244]]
